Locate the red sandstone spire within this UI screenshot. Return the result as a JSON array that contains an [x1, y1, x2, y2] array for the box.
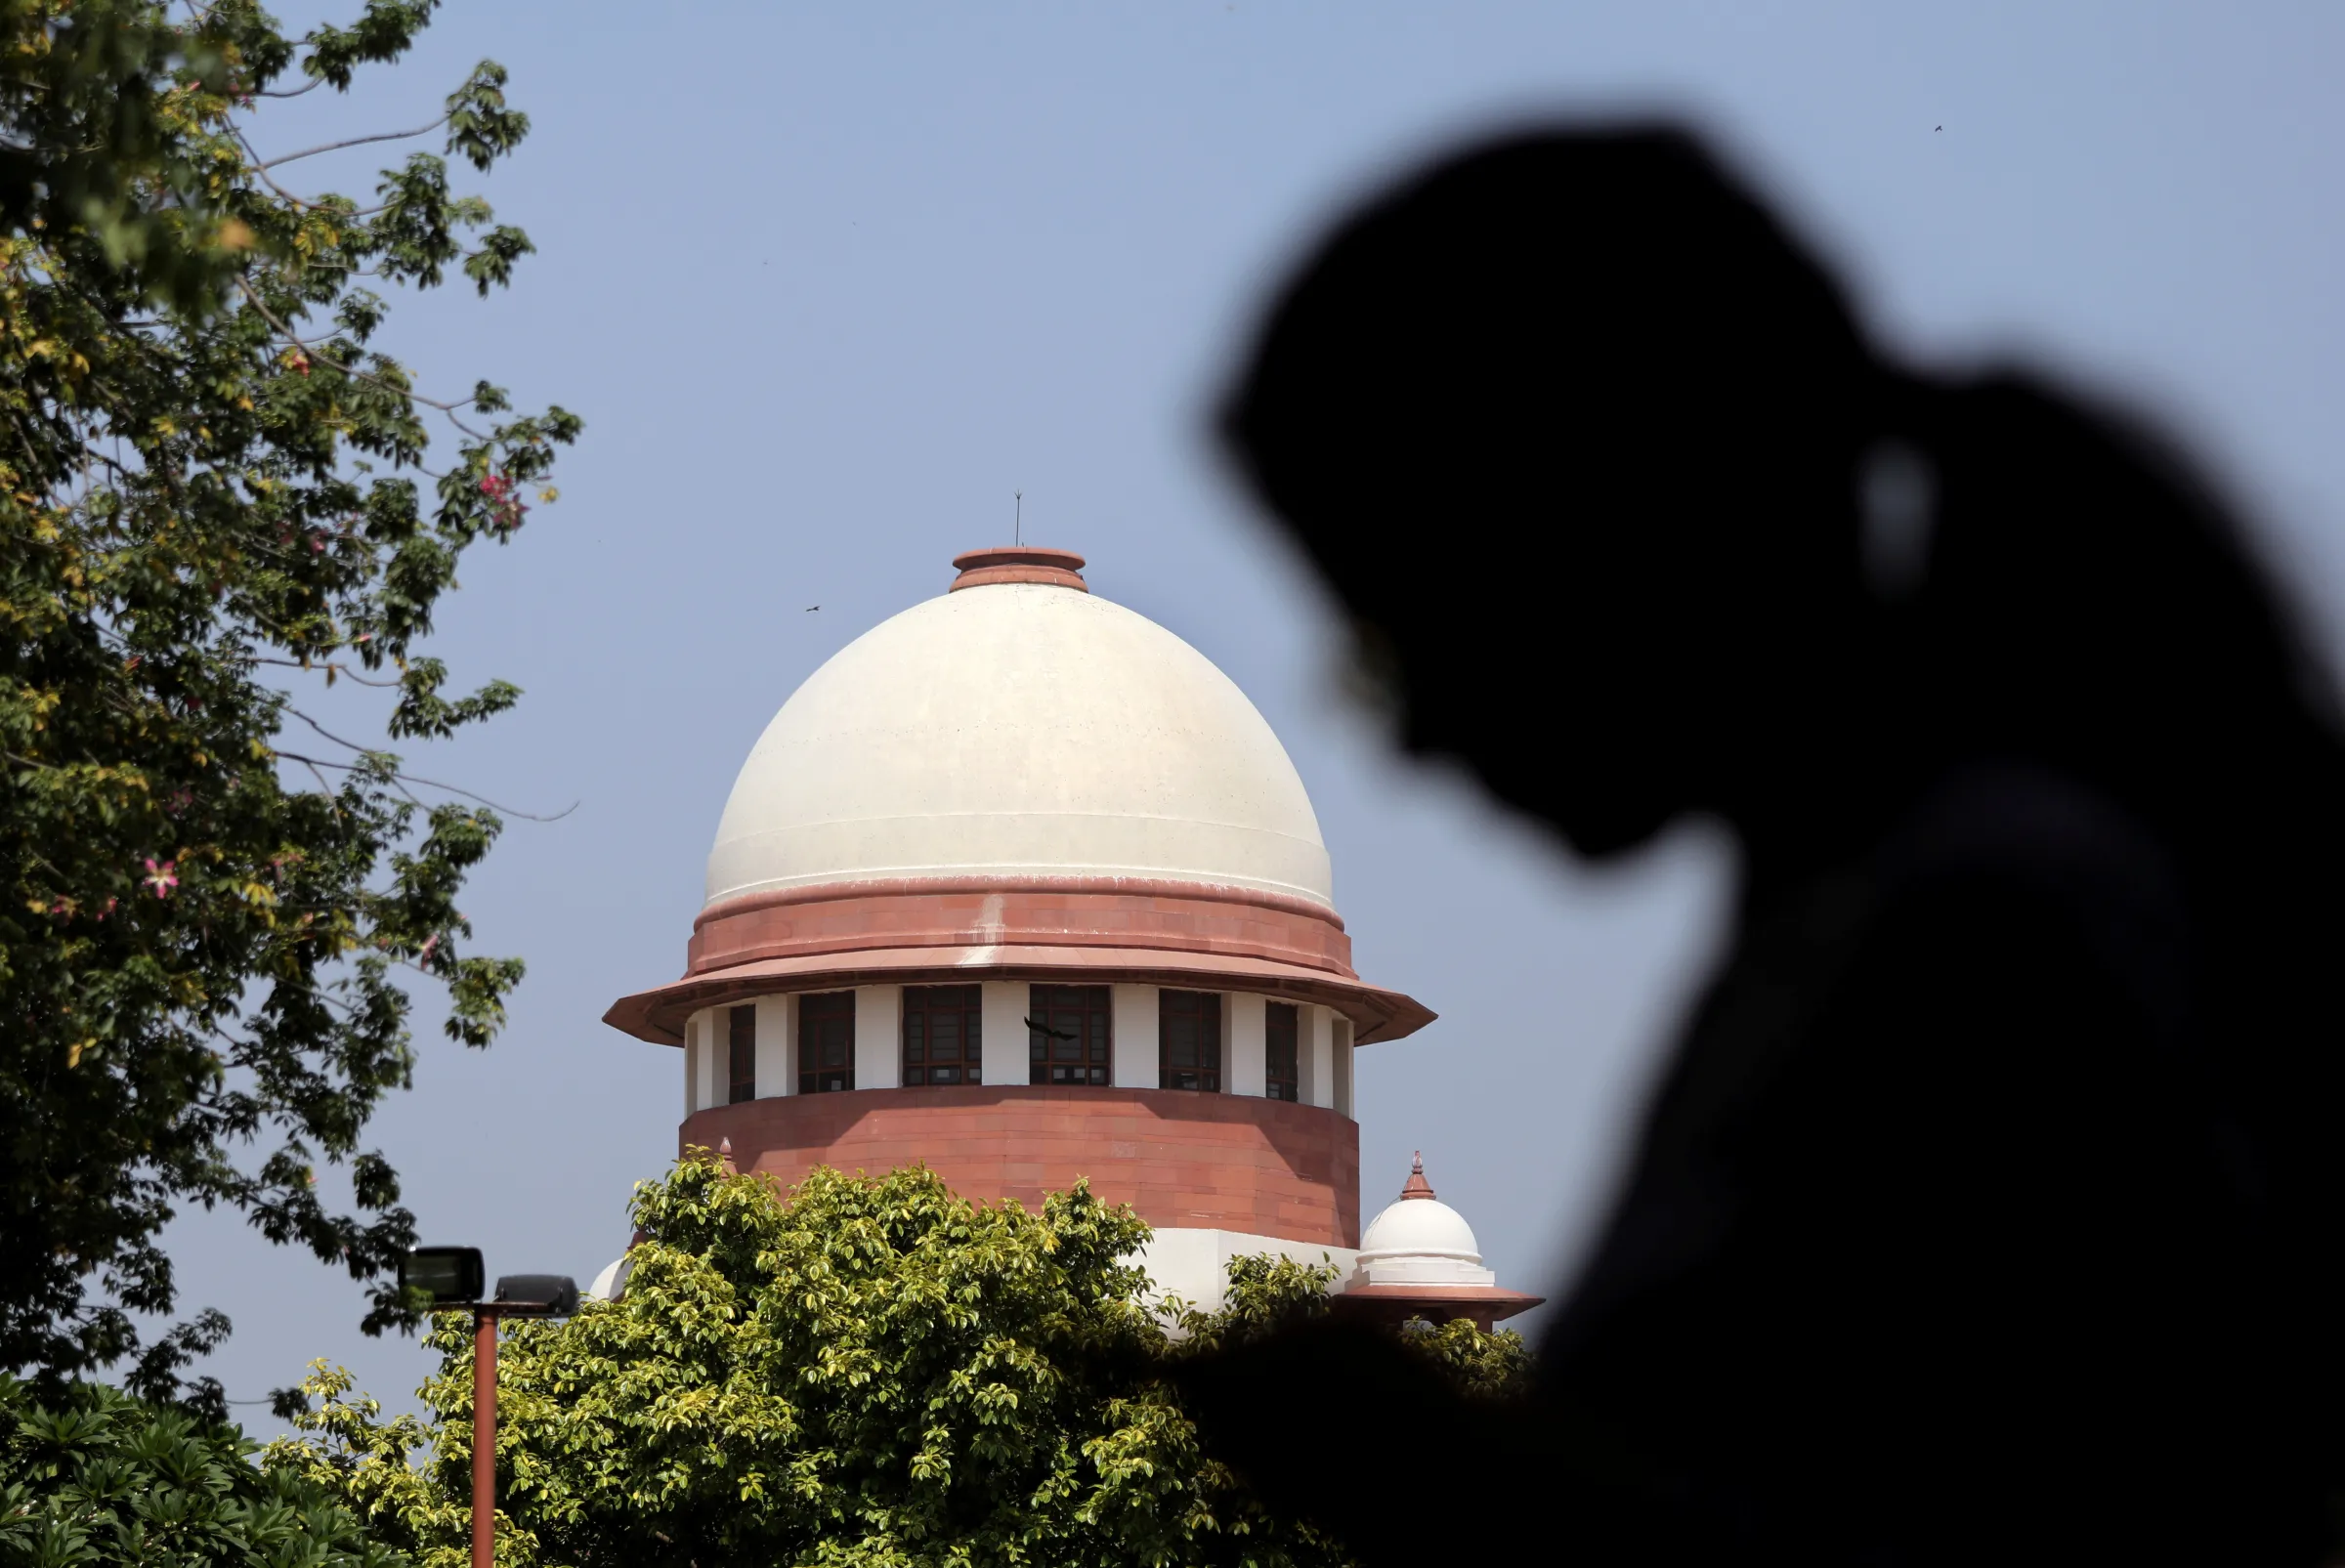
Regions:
[[1399, 1151, 1436, 1201]]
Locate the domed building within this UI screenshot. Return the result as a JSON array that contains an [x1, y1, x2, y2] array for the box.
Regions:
[[1339, 1154, 1543, 1330], [603, 545, 1530, 1314]]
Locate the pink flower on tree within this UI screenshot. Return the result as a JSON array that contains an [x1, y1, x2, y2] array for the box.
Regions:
[[143, 858, 178, 898], [477, 472, 528, 531]]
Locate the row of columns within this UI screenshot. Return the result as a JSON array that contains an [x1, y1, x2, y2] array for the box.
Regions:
[[682, 982, 1355, 1119]]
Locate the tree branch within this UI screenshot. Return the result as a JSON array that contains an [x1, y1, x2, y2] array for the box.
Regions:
[[258, 115, 449, 171], [231, 276, 490, 433], [274, 747, 579, 823], [253, 657, 403, 689], [284, 706, 380, 755], [229, 125, 320, 211]]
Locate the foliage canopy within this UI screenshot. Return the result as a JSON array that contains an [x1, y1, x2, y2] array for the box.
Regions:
[[0, 0, 576, 1404], [0, 1374, 405, 1568], [271, 1162, 1532, 1568]]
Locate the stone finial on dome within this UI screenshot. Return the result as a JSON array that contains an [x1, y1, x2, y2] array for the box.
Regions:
[[951, 545, 1089, 592], [1400, 1151, 1436, 1201]]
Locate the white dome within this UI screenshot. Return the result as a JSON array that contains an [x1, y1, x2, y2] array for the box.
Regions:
[[1348, 1157, 1499, 1291], [1358, 1197, 1484, 1267], [584, 1252, 632, 1303], [706, 576, 1334, 909]]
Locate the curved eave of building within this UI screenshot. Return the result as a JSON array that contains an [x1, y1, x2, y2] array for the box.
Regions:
[[1335, 1283, 1547, 1323], [604, 873, 1435, 1046], [603, 940, 1435, 1046]]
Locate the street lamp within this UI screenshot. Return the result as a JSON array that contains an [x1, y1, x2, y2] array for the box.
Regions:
[[400, 1248, 578, 1568]]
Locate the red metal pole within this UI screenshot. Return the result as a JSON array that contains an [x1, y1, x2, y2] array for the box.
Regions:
[[472, 1308, 497, 1568]]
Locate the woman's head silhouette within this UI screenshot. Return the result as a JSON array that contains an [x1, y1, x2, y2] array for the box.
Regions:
[[1223, 126, 1897, 855], [1223, 125, 2341, 871], [1211, 120, 2345, 1563]]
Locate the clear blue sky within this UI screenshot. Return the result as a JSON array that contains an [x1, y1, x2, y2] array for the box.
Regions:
[[178, 1, 2345, 1424]]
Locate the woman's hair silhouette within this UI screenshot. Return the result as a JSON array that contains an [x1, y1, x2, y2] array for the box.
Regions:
[[1184, 124, 2345, 1565]]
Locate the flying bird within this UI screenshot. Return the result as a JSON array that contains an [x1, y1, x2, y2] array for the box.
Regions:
[[804, 605, 820, 613]]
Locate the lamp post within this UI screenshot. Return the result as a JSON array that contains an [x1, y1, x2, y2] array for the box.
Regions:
[[400, 1248, 578, 1568]]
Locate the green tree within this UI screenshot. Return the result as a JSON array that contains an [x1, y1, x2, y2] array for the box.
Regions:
[[269, 1161, 1533, 1568], [0, 0, 576, 1405], [0, 1374, 408, 1568]]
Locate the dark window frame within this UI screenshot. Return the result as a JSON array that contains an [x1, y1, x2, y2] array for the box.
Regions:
[[1159, 989, 1222, 1093], [1029, 984, 1111, 1086], [903, 984, 982, 1086], [727, 1004, 757, 1104], [1264, 1000, 1300, 1102], [797, 991, 856, 1094]]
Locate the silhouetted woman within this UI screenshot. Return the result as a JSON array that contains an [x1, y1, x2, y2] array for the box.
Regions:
[[1180, 126, 2345, 1566]]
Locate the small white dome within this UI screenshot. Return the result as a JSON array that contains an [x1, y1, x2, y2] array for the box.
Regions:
[[584, 1252, 633, 1303], [705, 565, 1333, 909], [1358, 1195, 1483, 1266], [1349, 1155, 1498, 1291]]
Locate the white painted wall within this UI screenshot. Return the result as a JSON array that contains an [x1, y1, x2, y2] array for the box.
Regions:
[[700, 1009, 723, 1112], [705, 1002, 765, 1104], [981, 981, 1028, 1085], [755, 994, 792, 1098], [1111, 983, 1155, 1088], [855, 985, 901, 1089], [1300, 1006, 1335, 1109], [1131, 1226, 1361, 1317], [711, 1019, 729, 1108], [1332, 1015, 1354, 1120], [1226, 993, 1266, 1097], [1294, 1005, 1315, 1107]]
